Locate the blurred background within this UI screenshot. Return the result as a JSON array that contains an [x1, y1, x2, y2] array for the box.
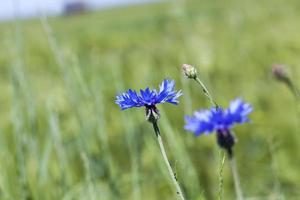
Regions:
[[0, 0, 300, 199]]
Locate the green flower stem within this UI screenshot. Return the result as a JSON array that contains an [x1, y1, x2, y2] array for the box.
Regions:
[[284, 79, 300, 101], [229, 157, 244, 200], [152, 122, 185, 200], [194, 77, 219, 108], [218, 151, 226, 200]]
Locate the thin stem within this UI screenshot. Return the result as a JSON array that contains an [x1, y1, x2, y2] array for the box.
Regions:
[[267, 137, 283, 198], [284, 79, 300, 101], [194, 77, 219, 108], [229, 157, 244, 200], [218, 151, 226, 200], [152, 122, 185, 200]]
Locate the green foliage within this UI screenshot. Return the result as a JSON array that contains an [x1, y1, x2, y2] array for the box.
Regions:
[[0, 0, 300, 199]]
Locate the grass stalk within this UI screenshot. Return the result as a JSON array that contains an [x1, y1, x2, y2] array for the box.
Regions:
[[109, 57, 141, 200], [10, 2, 31, 197], [267, 137, 284, 199]]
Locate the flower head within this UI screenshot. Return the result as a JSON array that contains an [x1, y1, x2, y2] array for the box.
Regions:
[[184, 98, 253, 157], [184, 98, 252, 136], [115, 79, 182, 122]]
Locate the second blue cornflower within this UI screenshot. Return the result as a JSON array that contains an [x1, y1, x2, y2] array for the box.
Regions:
[[184, 98, 253, 157]]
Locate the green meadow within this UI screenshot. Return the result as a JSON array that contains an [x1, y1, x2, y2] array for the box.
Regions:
[[0, 0, 300, 199]]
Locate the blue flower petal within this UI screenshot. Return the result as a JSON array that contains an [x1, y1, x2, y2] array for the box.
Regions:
[[156, 79, 182, 104], [185, 110, 215, 136], [115, 79, 182, 110], [115, 89, 144, 110], [226, 98, 253, 124]]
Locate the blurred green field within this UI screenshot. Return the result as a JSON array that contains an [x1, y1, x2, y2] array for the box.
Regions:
[[0, 0, 300, 199]]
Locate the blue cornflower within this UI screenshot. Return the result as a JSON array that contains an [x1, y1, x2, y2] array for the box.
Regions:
[[184, 98, 253, 156], [115, 79, 182, 122]]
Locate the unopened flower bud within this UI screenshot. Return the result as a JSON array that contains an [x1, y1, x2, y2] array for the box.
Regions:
[[272, 64, 289, 82], [272, 64, 300, 99], [182, 64, 197, 79]]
